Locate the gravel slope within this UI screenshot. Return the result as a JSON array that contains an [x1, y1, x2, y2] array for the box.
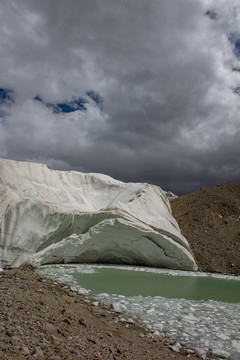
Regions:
[[0, 267, 200, 360], [171, 184, 240, 275]]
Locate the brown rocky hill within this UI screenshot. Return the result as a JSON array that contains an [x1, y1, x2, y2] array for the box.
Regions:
[[171, 184, 240, 275]]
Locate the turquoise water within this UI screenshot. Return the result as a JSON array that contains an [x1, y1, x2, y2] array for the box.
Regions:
[[70, 267, 240, 302], [38, 264, 240, 360]]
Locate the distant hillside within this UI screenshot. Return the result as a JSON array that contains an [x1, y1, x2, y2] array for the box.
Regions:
[[171, 184, 240, 275]]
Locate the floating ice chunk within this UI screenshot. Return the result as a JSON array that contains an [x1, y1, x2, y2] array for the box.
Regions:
[[211, 348, 230, 359], [76, 287, 89, 295], [232, 340, 240, 351], [127, 318, 134, 324], [216, 333, 231, 341], [153, 323, 165, 332], [98, 293, 109, 297], [182, 314, 199, 322], [170, 342, 182, 352], [193, 347, 207, 360], [184, 328, 198, 336]]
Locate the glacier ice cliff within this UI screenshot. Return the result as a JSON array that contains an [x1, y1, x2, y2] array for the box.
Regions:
[[0, 158, 197, 270]]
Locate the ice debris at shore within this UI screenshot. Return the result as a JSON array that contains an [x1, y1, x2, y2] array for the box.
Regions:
[[96, 293, 239, 359], [38, 264, 240, 360]]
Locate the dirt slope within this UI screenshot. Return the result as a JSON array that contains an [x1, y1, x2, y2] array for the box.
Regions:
[[0, 267, 199, 360], [171, 184, 240, 275]]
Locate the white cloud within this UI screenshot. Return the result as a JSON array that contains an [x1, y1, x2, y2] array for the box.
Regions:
[[0, 0, 239, 194]]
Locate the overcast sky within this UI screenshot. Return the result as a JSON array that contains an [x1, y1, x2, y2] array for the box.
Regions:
[[0, 0, 240, 194]]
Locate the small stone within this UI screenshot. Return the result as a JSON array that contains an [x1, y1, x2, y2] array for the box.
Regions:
[[169, 345, 180, 352], [108, 345, 116, 354], [64, 318, 71, 325], [78, 318, 86, 326], [186, 349, 195, 354], [110, 303, 123, 313], [119, 317, 127, 323], [33, 346, 44, 359], [193, 347, 207, 360], [11, 336, 21, 347], [158, 333, 165, 341], [87, 338, 97, 344], [169, 342, 181, 353], [42, 323, 58, 336], [20, 345, 30, 356], [51, 335, 62, 345], [5, 330, 13, 337]]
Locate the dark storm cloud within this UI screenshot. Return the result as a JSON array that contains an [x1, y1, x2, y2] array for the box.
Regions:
[[0, 0, 239, 194]]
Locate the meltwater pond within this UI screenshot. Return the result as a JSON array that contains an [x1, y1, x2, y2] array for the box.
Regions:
[[39, 264, 240, 359]]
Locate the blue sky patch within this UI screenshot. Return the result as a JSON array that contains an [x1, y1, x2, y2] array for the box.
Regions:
[[34, 95, 89, 113], [229, 33, 240, 58], [55, 97, 88, 113], [205, 10, 217, 20], [0, 88, 14, 106], [234, 87, 240, 95], [34, 92, 104, 113], [86, 90, 104, 110]]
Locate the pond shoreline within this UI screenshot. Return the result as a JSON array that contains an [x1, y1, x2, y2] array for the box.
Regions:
[[0, 266, 205, 360], [39, 263, 240, 360]]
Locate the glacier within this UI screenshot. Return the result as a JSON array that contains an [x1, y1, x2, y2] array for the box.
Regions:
[[0, 158, 197, 270]]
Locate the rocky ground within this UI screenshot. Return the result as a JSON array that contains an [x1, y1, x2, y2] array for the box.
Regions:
[[0, 183, 239, 360], [171, 184, 240, 275], [0, 266, 201, 360]]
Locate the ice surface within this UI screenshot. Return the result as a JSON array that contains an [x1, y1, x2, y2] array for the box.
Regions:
[[0, 158, 197, 270]]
